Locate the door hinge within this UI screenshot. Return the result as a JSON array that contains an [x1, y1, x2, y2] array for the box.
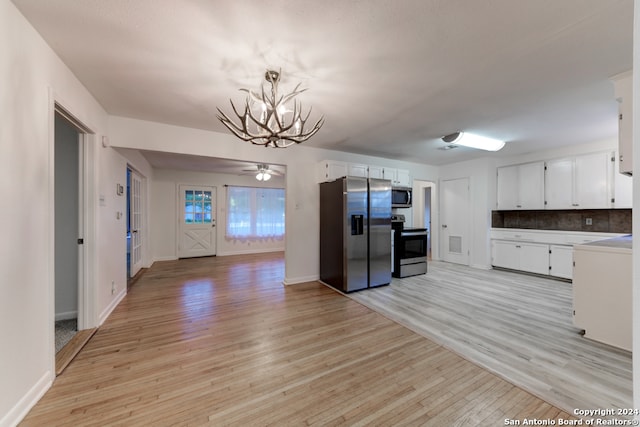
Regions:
[[77, 238, 84, 244]]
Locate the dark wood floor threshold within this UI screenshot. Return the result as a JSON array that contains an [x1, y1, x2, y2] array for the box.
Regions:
[[127, 267, 147, 291], [55, 328, 97, 376]]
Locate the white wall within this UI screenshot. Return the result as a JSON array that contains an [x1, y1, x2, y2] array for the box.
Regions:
[[108, 116, 440, 284], [0, 3, 125, 425], [151, 168, 286, 260]]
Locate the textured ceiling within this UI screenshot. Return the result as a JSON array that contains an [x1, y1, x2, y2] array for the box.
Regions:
[[13, 0, 633, 166]]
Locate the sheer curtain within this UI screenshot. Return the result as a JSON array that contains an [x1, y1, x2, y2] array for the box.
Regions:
[[226, 186, 285, 239]]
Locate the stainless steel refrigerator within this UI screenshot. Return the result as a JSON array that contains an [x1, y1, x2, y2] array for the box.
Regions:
[[320, 177, 392, 292]]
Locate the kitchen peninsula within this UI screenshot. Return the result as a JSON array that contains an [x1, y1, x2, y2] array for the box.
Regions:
[[573, 235, 632, 351]]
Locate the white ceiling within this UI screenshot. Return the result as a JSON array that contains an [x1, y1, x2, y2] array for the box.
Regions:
[[13, 0, 633, 166]]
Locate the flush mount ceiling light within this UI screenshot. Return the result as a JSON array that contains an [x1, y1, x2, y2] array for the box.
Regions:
[[217, 69, 324, 148], [441, 132, 505, 152]]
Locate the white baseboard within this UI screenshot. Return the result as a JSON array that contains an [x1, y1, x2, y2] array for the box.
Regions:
[[0, 370, 52, 427], [217, 248, 284, 257], [153, 256, 178, 262], [283, 274, 319, 285], [98, 287, 126, 326], [470, 263, 492, 270], [54, 310, 78, 321]]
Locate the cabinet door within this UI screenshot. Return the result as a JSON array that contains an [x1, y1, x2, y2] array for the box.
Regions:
[[545, 158, 574, 209], [574, 152, 612, 209], [368, 165, 384, 179], [491, 240, 519, 269], [318, 160, 348, 182], [549, 245, 573, 279], [614, 158, 633, 208], [496, 165, 519, 209], [613, 73, 633, 176], [395, 169, 411, 187], [383, 168, 397, 185], [518, 162, 545, 209], [348, 163, 368, 178], [519, 242, 550, 275]]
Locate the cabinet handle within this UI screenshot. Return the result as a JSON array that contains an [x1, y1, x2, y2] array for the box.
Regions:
[[516, 205, 522, 208], [620, 155, 624, 162], [515, 245, 521, 248]]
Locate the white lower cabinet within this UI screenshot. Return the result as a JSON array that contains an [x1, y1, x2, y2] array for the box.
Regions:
[[491, 240, 549, 275], [519, 243, 550, 275], [549, 245, 573, 279]]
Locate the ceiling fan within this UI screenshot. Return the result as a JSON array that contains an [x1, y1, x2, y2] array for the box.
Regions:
[[241, 164, 283, 181]]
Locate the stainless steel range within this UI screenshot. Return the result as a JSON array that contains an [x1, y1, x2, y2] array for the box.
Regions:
[[391, 214, 428, 278]]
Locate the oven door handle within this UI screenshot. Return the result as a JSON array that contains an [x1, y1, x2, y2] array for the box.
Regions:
[[401, 231, 428, 237]]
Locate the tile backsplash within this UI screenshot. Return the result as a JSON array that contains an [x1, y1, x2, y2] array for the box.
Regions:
[[491, 209, 631, 234]]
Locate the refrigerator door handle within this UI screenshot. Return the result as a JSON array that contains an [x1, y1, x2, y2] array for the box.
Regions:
[[351, 214, 364, 235]]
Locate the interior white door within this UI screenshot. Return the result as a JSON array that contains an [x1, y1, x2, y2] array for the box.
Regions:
[[178, 185, 216, 258], [441, 177, 469, 265], [129, 169, 144, 277]]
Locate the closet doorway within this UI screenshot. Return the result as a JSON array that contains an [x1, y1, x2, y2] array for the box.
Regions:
[[53, 111, 83, 355]]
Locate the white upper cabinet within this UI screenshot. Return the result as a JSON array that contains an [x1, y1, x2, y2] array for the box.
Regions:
[[496, 162, 544, 210], [384, 167, 411, 187], [318, 161, 410, 185], [317, 160, 348, 182], [611, 71, 633, 176], [348, 163, 368, 178], [545, 152, 613, 209], [368, 165, 384, 179], [395, 169, 412, 187], [614, 155, 633, 208], [545, 158, 574, 209]]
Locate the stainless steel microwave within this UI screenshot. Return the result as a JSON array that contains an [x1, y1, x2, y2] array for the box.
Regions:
[[391, 187, 412, 208]]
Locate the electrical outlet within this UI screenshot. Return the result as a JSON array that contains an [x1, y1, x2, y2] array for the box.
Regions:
[[585, 218, 592, 226], [111, 281, 116, 295]]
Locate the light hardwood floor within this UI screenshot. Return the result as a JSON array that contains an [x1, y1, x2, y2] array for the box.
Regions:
[[22, 253, 579, 426], [350, 261, 633, 416]]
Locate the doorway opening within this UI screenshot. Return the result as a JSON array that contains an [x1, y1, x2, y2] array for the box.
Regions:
[[424, 186, 432, 260], [53, 106, 97, 375], [54, 111, 81, 353]]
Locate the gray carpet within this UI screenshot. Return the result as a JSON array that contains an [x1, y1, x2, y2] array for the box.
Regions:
[[55, 319, 77, 353]]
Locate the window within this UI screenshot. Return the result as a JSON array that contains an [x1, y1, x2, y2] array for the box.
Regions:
[[226, 186, 285, 239], [184, 190, 212, 224]]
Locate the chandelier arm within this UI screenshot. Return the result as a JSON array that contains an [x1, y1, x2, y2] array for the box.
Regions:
[[246, 106, 279, 135], [216, 113, 256, 142]]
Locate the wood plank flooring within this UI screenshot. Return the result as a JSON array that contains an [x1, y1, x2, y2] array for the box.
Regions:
[[55, 328, 97, 375], [22, 253, 580, 426], [349, 261, 633, 417]]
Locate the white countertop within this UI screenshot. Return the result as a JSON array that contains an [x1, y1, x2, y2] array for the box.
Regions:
[[578, 235, 632, 250]]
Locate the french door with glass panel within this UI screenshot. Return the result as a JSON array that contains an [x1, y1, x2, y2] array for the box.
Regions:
[[129, 169, 144, 277], [178, 185, 216, 258]]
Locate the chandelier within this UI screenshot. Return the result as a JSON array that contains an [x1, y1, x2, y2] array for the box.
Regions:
[[217, 70, 324, 148]]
